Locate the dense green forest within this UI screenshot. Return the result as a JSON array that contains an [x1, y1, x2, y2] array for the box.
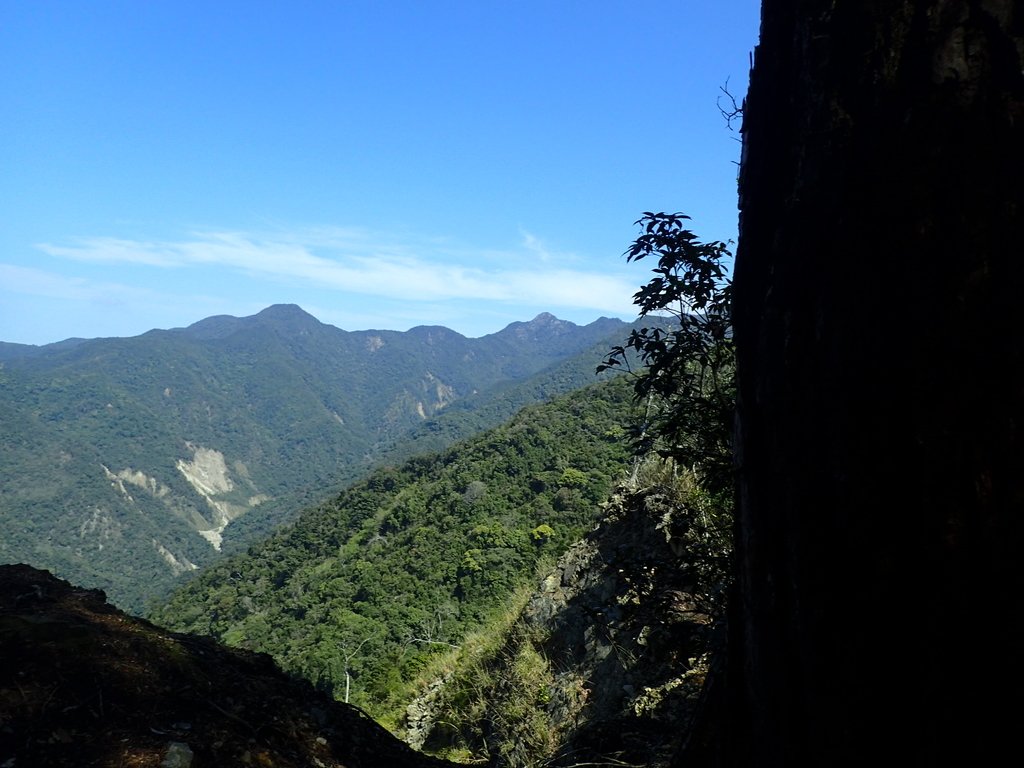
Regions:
[[220, 319, 639, 548], [152, 375, 637, 721], [0, 305, 634, 612]]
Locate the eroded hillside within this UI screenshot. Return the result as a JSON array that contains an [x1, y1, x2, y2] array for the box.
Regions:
[[0, 305, 632, 611]]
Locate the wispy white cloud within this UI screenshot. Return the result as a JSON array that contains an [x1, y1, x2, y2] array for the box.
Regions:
[[0, 263, 146, 304], [519, 228, 554, 263], [33, 227, 639, 316]]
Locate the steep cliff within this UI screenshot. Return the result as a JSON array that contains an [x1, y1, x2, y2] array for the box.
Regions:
[[406, 465, 729, 766], [729, 0, 1024, 763]]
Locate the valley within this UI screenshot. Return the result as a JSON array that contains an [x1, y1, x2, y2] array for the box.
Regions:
[[0, 305, 633, 612], [151, 375, 639, 726], [0, 294, 733, 767]]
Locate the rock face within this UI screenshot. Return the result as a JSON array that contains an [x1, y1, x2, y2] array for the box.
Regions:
[[0, 564, 457, 768], [409, 478, 726, 767], [729, 0, 1024, 764], [520, 486, 718, 767]]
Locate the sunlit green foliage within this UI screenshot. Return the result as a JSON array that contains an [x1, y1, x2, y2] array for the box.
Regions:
[[150, 376, 636, 718], [418, 599, 559, 763], [417, 455, 733, 766]]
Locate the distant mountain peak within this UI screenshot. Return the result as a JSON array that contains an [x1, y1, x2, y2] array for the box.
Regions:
[[528, 312, 565, 325], [495, 312, 577, 341], [256, 303, 312, 317], [250, 305, 328, 337], [177, 305, 323, 341], [253, 304, 322, 324]]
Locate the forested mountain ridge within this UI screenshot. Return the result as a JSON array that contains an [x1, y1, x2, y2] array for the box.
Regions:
[[151, 375, 637, 726], [0, 305, 632, 612]]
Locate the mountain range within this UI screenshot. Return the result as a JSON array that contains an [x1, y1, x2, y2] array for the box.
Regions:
[[0, 305, 633, 612]]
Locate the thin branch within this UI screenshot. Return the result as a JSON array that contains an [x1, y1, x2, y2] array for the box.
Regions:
[[717, 77, 744, 131], [408, 637, 461, 648]]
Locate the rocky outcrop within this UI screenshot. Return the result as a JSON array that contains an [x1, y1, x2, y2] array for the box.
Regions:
[[520, 485, 721, 767], [0, 564, 457, 768], [408, 475, 727, 767], [404, 673, 453, 752]]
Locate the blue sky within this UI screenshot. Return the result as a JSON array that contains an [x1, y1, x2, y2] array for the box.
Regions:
[[1, 1, 760, 345]]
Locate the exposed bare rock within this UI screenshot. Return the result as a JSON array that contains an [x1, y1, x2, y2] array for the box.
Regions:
[[520, 486, 721, 767], [409, 479, 726, 767]]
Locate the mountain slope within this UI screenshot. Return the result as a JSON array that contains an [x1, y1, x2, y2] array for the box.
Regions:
[[404, 469, 730, 766], [0, 306, 633, 612], [0, 564, 457, 768], [151, 375, 636, 723]]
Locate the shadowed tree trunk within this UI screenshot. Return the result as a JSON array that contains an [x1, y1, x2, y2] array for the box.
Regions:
[[727, 1, 1024, 764]]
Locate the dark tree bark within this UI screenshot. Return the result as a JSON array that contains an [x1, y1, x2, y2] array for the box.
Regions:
[[729, 1, 1024, 764]]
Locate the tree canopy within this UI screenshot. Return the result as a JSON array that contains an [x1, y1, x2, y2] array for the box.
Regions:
[[600, 212, 734, 493]]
